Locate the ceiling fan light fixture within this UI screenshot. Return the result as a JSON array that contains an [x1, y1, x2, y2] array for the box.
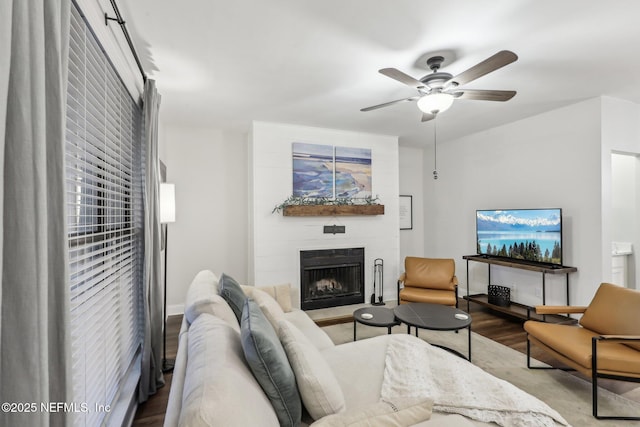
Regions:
[[417, 93, 454, 114]]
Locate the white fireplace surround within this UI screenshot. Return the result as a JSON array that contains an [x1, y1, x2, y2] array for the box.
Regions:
[[249, 121, 400, 305]]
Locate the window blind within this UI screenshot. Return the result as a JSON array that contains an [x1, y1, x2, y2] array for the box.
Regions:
[[66, 4, 144, 426]]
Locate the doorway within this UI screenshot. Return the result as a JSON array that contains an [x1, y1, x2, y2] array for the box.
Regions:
[[611, 152, 638, 289]]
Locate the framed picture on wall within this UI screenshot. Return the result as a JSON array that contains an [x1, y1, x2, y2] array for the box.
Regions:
[[335, 146, 372, 198], [399, 195, 412, 230], [292, 142, 334, 198], [291, 142, 374, 200]]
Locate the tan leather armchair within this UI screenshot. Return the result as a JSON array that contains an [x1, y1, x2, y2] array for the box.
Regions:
[[524, 283, 640, 420], [397, 257, 458, 307]]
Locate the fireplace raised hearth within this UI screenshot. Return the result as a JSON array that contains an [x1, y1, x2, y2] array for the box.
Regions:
[[300, 248, 364, 310]]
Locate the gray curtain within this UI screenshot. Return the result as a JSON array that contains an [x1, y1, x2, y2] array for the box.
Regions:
[[0, 0, 11, 333], [139, 78, 165, 401], [0, 1, 71, 427]]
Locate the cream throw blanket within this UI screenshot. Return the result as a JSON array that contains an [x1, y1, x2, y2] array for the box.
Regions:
[[381, 335, 570, 427]]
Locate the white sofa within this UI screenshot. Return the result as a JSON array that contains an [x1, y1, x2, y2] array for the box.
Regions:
[[163, 271, 566, 427]]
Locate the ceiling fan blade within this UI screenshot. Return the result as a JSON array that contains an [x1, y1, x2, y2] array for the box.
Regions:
[[360, 96, 419, 112], [446, 50, 518, 87], [453, 89, 516, 102], [421, 112, 436, 122], [379, 68, 425, 89]]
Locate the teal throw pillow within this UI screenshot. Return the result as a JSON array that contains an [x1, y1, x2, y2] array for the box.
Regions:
[[241, 299, 302, 427], [219, 273, 246, 324]]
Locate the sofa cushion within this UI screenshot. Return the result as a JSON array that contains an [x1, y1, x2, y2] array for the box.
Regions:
[[241, 285, 286, 328], [309, 397, 433, 427], [259, 283, 293, 312], [187, 293, 240, 332], [241, 299, 302, 427], [284, 309, 335, 351], [321, 335, 391, 409], [278, 319, 345, 420], [184, 270, 239, 331], [179, 313, 278, 427], [219, 273, 247, 324]]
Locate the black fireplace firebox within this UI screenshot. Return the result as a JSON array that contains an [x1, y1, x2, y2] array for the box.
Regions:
[[300, 248, 365, 310]]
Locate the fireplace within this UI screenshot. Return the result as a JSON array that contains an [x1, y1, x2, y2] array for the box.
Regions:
[[300, 248, 364, 310]]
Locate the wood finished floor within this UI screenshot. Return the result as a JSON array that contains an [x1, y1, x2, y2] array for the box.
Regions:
[[132, 300, 638, 426], [132, 315, 181, 427]]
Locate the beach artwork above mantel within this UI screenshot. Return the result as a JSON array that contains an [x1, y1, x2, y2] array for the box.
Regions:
[[335, 146, 371, 198], [292, 142, 372, 199], [292, 142, 334, 198]]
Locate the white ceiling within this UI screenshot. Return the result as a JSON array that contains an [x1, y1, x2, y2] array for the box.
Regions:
[[124, 0, 640, 146]]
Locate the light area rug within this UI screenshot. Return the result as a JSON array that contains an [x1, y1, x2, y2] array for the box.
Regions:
[[322, 322, 640, 427]]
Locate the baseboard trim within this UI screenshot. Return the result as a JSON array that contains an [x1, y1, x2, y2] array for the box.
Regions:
[[314, 315, 353, 327], [167, 303, 184, 317]]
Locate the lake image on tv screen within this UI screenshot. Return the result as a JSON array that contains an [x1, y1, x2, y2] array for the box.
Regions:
[[477, 209, 562, 265]]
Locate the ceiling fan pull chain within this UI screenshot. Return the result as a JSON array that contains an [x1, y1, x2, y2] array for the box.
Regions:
[[433, 118, 438, 180]]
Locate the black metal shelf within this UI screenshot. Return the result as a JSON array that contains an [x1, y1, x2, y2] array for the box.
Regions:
[[463, 293, 574, 323], [463, 255, 578, 321]]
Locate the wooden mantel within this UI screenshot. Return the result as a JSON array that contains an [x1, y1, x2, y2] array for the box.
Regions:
[[282, 204, 384, 217]]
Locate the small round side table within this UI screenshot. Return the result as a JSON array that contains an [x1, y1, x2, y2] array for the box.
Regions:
[[353, 306, 399, 341]]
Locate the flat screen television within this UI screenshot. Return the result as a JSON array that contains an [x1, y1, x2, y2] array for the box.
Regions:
[[476, 208, 563, 266]]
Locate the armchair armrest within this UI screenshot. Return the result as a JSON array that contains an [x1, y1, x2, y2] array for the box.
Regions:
[[452, 275, 459, 286], [534, 305, 588, 315], [398, 272, 406, 283], [596, 335, 640, 343]]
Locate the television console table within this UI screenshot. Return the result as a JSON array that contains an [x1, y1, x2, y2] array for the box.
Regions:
[[462, 255, 578, 321]]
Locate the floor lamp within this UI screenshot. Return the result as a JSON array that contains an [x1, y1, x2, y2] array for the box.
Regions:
[[160, 183, 176, 373]]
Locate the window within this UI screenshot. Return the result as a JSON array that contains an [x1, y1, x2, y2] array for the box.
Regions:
[[65, 4, 144, 426]]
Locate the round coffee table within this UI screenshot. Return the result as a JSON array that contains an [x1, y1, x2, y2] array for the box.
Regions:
[[393, 302, 472, 360], [353, 306, 399, 341]]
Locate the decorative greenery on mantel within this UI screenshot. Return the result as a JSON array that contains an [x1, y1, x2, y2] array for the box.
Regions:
[[272, 196, 384, 216]]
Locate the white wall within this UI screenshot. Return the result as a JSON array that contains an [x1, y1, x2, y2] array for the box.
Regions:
[[161, 125, 248, 314], [159, 97, 640, 312], [250, 122, 400, 304], [611, 153, 636, 288], [611, 153, 637, 243], [601, 96, 640, 289], [422, 98, 603, 307], [399, 146, 425, 262]]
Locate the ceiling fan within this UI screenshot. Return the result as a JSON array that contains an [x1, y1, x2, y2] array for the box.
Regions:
[[361, 50, 518, 122]]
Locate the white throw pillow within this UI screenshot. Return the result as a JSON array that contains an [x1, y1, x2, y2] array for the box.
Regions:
[[278, 319, 346, 420], [243, 283, 293, 312], [242, 285, 286, 328], [309, 397, 433, 427], [284, 309, 335, 351]]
